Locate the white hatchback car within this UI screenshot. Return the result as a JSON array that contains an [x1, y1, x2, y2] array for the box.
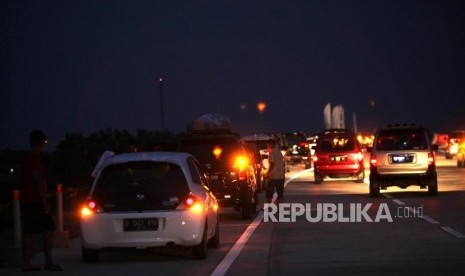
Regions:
[[80, 152, 219, 262]]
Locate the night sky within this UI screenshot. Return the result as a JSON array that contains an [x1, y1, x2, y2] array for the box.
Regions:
[[2, 0, 465, 150]]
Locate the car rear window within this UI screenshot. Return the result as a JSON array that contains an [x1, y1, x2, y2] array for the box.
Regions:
[[285, 134, 306, 146], [318, 135, 356, 152], [180, 138, 246, 170], [93, 161, 189, 211], [376, 129, 428, 151]]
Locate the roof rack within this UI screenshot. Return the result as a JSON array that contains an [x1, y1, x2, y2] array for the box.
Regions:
[[384, 123, 420, 128], [321, 128, 354, 135]]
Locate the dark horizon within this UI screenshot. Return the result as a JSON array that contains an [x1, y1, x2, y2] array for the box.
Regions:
[[2, 0, 465, 151]]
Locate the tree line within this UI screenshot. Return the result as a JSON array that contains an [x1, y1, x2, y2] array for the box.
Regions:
[[0, 128, 185, 196]]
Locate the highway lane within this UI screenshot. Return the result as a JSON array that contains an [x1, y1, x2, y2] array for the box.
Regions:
[[1, 154, 463, 275], [226, 154, 465, 275]]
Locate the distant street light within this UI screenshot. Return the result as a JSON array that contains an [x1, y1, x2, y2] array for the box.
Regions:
[[158, 77, 165, 131], [257, 101, 267, 114]]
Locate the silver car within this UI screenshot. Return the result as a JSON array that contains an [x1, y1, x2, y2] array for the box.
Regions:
[[368, 125, 438, 197]]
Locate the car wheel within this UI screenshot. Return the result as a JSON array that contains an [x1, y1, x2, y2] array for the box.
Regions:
[[355, 170, 365, 183], [253, 190, 259, 212], [457, 159, 465, 168], [257, 177, 262, 193], [240, 189, 253, 219], [427, 174, 438, 196], [314, 172, 323, 184], [82, 246, 100, 263], [207, 219, 220, 248], [369, 181, 380, 198], [192, 225, 208, 259]]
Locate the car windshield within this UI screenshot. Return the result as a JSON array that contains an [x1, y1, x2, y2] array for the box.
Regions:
[[285, 134, 306, 146], [318, 135, 355, 152], [245, 140, 269, 150], [376, 129, 428, 151], [93, 161, 189, 211]]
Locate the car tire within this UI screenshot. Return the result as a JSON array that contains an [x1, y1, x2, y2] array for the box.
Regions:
[[192, 225, 208, 259], [427, 174, 438, 196], [355, 169, 365, 183], [240, 189, 253, 219], [314, 172, 323, 184], [253, 190, 259, 213], [207, 219, 220, 249], [369, 181, 380, 198], [257, 177, 262, 193], [82, 246, 99, 263]]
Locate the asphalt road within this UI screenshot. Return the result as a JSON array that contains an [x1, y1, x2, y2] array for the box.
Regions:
[[1, 153, 464, 275]]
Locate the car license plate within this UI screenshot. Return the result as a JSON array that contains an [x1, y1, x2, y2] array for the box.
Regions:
[[123, 218, 158, 231], [390, 154, 414, 164], [209, 175, 219, 180], [330, 155, 347, 162]]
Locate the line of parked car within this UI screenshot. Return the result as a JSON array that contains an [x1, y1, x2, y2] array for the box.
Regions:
[[78, 117, 447, 263], [79, 119, 304, 262]]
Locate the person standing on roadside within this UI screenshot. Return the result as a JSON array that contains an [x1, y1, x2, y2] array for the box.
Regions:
[[19, 130, 62, 272], [265, 139, 285, 204]]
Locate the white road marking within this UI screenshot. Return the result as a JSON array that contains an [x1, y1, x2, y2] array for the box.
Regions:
[[392, 199, 406, 205], [440, 227, 465, 238], [210, 169, 308, 276], [421, 215, 440, 225]]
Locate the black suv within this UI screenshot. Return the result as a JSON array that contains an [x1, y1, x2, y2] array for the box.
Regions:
[[282, 132, 311, 169], [368, 124, 438, 197], [178, 131, 258, 219]]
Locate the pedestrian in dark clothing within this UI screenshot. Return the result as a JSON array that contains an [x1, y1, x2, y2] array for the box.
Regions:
[[19, 130, 62, 272]]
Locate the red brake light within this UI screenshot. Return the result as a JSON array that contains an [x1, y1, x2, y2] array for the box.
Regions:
[[356, 152, 364, 161], [300, 142, 309, 147], [213, 146, 223, 160], [178, 195, 204, 214], [234, 155, 250, 171], [370, 154, 377, 166], [428, 152, 435, 165], [81, 200, 98, 218]]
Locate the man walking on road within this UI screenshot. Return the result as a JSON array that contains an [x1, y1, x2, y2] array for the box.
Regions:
[[265, 139, 285, 204], [19, 130, 62, 272]]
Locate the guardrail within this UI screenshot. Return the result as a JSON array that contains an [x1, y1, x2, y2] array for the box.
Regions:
[[10, 184, 71, 248]]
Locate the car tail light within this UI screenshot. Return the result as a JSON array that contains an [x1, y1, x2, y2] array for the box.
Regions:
[[177, 194, 205, 214], [213, 146, 223, 160], [233, 155, 250, 171], [370, 154, 377, 166], [428, 152, 435, 165], [80, 199, 99, 218], [300, 142, 309, 148], [356, 152, 364, 161]]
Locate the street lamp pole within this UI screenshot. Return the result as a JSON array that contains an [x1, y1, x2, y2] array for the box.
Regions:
[[158, 77, 165, 131]]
